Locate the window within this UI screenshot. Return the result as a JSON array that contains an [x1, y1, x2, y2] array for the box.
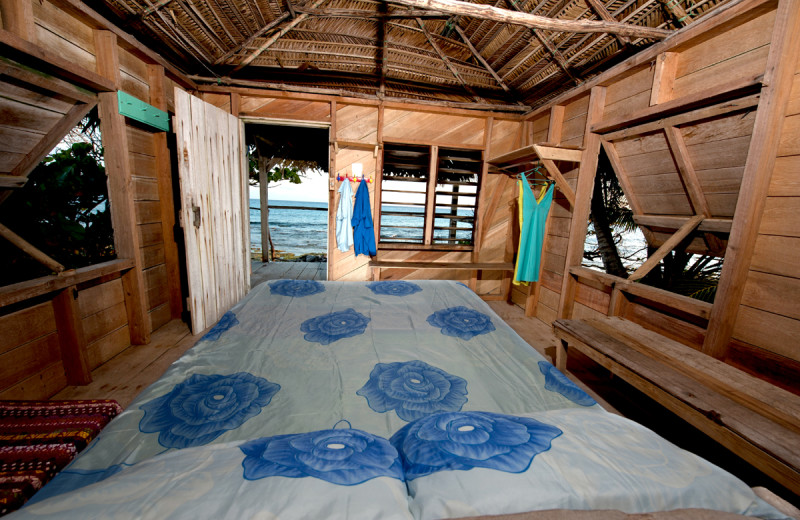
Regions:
[[380, 144, 481, 249]]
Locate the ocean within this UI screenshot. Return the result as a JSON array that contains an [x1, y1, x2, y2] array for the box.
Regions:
[[250, 199, 328, 256], [249, 199, 477, 256]]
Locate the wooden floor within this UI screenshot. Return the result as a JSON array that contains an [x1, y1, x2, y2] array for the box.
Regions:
[[251, 260, 327, 287]]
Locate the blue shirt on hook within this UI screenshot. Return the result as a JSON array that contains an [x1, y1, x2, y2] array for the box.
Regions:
[[352, 179, 376, 257]]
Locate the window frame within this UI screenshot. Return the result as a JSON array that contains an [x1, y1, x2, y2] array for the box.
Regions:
[[378, 142, 482, 251]]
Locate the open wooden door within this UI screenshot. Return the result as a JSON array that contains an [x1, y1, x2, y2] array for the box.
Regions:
[[174, 89, 250, 334]]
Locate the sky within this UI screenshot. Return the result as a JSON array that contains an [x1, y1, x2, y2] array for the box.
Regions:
[[249, 169, 329, 203]]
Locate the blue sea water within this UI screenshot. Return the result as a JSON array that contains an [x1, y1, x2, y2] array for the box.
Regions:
[[249, 199, 476, 255], [250, 199, 328, 256]]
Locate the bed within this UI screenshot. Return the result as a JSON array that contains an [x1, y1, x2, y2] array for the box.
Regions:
[[12, 280, 791, 519]]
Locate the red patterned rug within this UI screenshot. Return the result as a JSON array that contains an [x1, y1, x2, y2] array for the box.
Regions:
[[0, 400, 121, 516]]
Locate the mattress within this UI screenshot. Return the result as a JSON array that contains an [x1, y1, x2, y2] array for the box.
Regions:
[[12, 280, 789, 519]]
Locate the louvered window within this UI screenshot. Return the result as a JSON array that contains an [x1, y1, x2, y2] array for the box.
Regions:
[[380, 143, 481, 249]]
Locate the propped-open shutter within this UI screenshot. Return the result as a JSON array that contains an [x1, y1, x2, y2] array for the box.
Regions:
[[174, 89, 250, 334]]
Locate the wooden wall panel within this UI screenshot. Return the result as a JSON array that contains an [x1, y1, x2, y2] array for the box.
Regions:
[[383, 109, 485, 147], [32, 0, 96, 72], [530, 113, 550, 144], [602, 67, 654, 123], [0, 301, 66, 399], [240, 97, 331, 122], [731, 55, 800, 368], [490, 119, 523, 157], [336, 104, 379, 142], [119, 47, 149, 101]]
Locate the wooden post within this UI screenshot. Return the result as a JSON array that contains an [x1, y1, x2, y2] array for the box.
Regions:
[[52, 287, 91, 385], [95, 30, 150, 344], [424, 146, 438, 245], [547, 105, 565, 145], [148, 64, 183, 320], [0, 0, 35, 42], [259, 157, 271, 263], [557, 86, 606, 320], [327, 100, 337, 281], [650, 52, 678, 106], [702, 0, 800, 359]]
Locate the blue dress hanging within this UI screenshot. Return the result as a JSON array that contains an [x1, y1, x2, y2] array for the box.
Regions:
[[352, 179, 377, 257], [514, 173, 554, 284]]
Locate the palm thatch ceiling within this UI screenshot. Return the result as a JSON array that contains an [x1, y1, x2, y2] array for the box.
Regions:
[[91, 0, 735, 110]]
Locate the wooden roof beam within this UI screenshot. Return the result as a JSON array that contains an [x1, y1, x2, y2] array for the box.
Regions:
[[388, 0, 671, 39], [452, 23, 519, 99], [415, 18, 483, 103], [294, 7, 449, 18], [231, 0, 326, 72], [584, 0, 630, 45], [214, 13, 290, 65]]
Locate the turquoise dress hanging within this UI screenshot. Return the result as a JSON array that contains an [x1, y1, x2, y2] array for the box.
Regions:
[[513, 173, 554, 284]]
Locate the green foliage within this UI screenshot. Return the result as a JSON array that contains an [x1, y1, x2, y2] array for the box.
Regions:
[[0, 142, 115, 285]]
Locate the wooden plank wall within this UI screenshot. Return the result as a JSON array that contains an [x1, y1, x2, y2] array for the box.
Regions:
[[518, 0, 800, 390], [0, 0, 189, 398], [731, 42, 800, 378]]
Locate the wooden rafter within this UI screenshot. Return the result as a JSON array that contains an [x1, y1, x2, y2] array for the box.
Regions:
[[584, 0, 630, 45], [415, 18, 483, 102], [214, 13, 290, 65], [452, 23, 516, 96], [294, 7, 449, 18], [231, 0, 326, 72], [388, 0, 671, 39]]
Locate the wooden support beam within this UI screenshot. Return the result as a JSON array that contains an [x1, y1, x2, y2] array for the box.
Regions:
[[0, 0, 35, 42], [416, 18, 482, 103], [633, 214, 732, 233], [703, 0, 800, 360], [532, 144, 583, 162], [530, 29, 579, 85], [214, 13, 290, 65], [388, 0, 671, 39], [650, 52, 678, 105], [10, 101, 97, 181], [424, 145, 439, 245], [295, 6, 448, 18], [540, 159, 576, 207], [664, 126, 712, 217], [0, 222, 65, 273], [148, 63, 183, 321], [628, 215, 704, 281], [95, 30, 150, 345], [658, 0, 692, 27], [473, 116, 494, 261], [601, 139, 643, 215], [547, 105, 565, 144], [557, 86, 606, 320], [0, 175, 26, 188], [231, 0, 325, 72], [53, 287, 91, 385], [584, 0, 629, 45]]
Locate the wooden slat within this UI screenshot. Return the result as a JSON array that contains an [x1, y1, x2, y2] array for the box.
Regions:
[[650, 52, 678, 106], [628, 215, 704, 281], [532, 144, 582, 162], [370, 260, 513, 270], [633, 214, 732, 233], [664, 126, 712, 217]]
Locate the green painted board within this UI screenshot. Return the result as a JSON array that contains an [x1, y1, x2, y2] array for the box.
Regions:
[[117, 91, 169, 131]]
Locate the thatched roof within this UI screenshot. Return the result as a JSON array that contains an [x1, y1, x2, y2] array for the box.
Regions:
[[90, 0, 734, 110]]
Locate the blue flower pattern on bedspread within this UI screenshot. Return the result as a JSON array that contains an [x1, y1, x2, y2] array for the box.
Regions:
[[301, 308, 370, 345], [357, 360, 468, 421], [367, 280, 422, 296], [139, 373, 280, 449], [240, 428, 404, 485], [538, 361, 596, 406], [427, 306, 496, 340], [201, 311, 239, 341], [268, 279, 325, 297], [390, 411, 562, 480]]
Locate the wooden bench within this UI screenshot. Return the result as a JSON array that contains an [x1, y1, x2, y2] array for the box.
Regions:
[[553, 316, 800, 496]]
